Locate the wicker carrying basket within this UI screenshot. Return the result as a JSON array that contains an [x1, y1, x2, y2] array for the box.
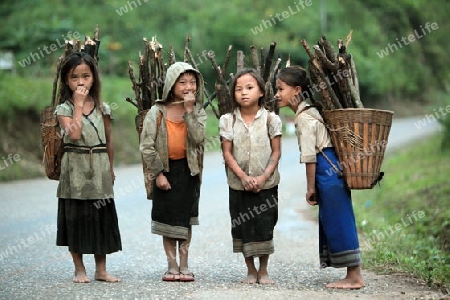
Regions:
[[40, 106, 64, 180], [135, 109, 154, 199], [322, 108, 394, 189]]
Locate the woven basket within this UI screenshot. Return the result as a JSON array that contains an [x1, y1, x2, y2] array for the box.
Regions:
[[40, 106, 63, 180], [135, 109, 154, 199], [322, 108, 394, 189]]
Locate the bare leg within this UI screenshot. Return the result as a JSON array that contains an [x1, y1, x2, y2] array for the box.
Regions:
[[257, 254, 274, 284], [94, 254, 121, 282], [179, 228, 191, 272], [71, 252, 90, 283], [241, 256, 258, 284], [326, 265, 364, 289], [163, 236, 180, 280], [179, 228, 194, 281]]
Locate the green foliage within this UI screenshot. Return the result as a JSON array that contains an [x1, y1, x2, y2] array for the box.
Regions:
[[353, 134, 450, 292], [1, 0, 449, 105]]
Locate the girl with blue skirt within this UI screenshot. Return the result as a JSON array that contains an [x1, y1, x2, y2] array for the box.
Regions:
[[275, 66, 364, 289]]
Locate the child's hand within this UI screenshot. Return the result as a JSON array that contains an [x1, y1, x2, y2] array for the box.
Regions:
[[253, 175, 267, 193], [156, 173, 171, 191], [73, 86, 89, 107], [183, 92, 196, 113], [241, 175, 257, 192], [306, 189, 318, 206]]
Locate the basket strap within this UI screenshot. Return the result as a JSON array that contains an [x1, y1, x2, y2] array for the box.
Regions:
[[316, 147, 343, 178], [298, 107, 343, 178]]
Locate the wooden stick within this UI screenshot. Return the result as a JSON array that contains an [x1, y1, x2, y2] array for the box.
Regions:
[[156, 46, 164, 100], [168, 45, 176, 65], [128, 61, 142, 111], [301, 39, 341, 110], [185, 47, 199, 70], [148, 45, 157, 108], [345, 30, 353, 48], [319, 35, 337, 64], [222, 45, 233, 75], [260, 47, 265, 75], [349, 54, 360, 100], [208, 51, 231, 116], [184, 34, 190, 63], [313, 44, 338, 72], [236, 50, 245, 72], [262, 42, 276, 82], [203, 89, 220, 119], [126, 97, 138, 108], [249, 45, 260, 72], [93, 24, 100, 63], [266, 57, 282, 112], [286, 54, 291, 67]]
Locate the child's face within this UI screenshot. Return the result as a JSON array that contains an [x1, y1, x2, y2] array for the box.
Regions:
[[234, 74, 263, 108], [66, 63, 94, 93], [172, 73, 197, 101], [275, 78, 300, 108]]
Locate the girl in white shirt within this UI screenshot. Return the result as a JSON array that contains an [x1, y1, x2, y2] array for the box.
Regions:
[[275, 65, 364, 289]]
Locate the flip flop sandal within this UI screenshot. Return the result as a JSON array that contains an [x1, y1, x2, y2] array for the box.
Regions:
[[162, 271, 180, 282], [179, 271, 195, 282]]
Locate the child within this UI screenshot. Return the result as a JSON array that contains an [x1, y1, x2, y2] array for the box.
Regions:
[[140, 62, 206, 282], [219, 69, 282, 284], [275, 65, 364, 289], [55, 52, 122, 283]]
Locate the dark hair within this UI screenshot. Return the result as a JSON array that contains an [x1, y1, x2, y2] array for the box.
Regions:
[[168, 70, 202, 103], [277, 65, 323, 112], [59, 52, 101, 109], [229, 68, 266, 110]]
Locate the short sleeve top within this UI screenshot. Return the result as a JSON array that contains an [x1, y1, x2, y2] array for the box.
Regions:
[[219, 107, 282, 190], [294, 102, 333, 163], [55, 100, 114, 200]]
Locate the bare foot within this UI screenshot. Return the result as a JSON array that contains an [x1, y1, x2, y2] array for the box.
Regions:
[[241, 273, 258, 284], [95, 271, 121, 283], [257, 270, 275, 285], [73, 271, 90, 283], [326, 277, 364, 289]]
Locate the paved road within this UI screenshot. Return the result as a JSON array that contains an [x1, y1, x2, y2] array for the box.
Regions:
[[0, 117, 445, 300]]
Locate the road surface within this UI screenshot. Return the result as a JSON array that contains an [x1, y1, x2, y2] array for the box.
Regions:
[[0, 117, 445, 300]]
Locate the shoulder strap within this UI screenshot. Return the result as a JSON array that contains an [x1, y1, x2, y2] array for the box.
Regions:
[[299, 107, 343, 177]]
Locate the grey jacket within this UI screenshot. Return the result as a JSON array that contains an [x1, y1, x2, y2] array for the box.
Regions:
[[139, 62, 207, 181]]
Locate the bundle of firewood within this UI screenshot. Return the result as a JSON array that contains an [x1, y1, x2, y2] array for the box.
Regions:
[[126, 34, 223, 118], [300, 31, 364, 110], [126, 35, 283, 119], [51, 24, 101, 106], [206, 42, 283, 116], [42, 25, 101, 180]]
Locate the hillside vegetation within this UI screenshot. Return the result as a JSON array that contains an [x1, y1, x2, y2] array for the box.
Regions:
[[1, 0, 449, 105]]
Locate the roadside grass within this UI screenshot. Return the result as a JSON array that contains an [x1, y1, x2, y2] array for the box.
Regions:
[[353, 133, 450, 293]]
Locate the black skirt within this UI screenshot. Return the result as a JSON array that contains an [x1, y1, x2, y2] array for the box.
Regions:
[[56, 198, 122, 254], [151, 158, 200, 240], [229, 186, 278, 257]]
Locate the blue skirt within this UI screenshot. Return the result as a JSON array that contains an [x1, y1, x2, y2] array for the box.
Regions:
[[316, 148, 361, 268]]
